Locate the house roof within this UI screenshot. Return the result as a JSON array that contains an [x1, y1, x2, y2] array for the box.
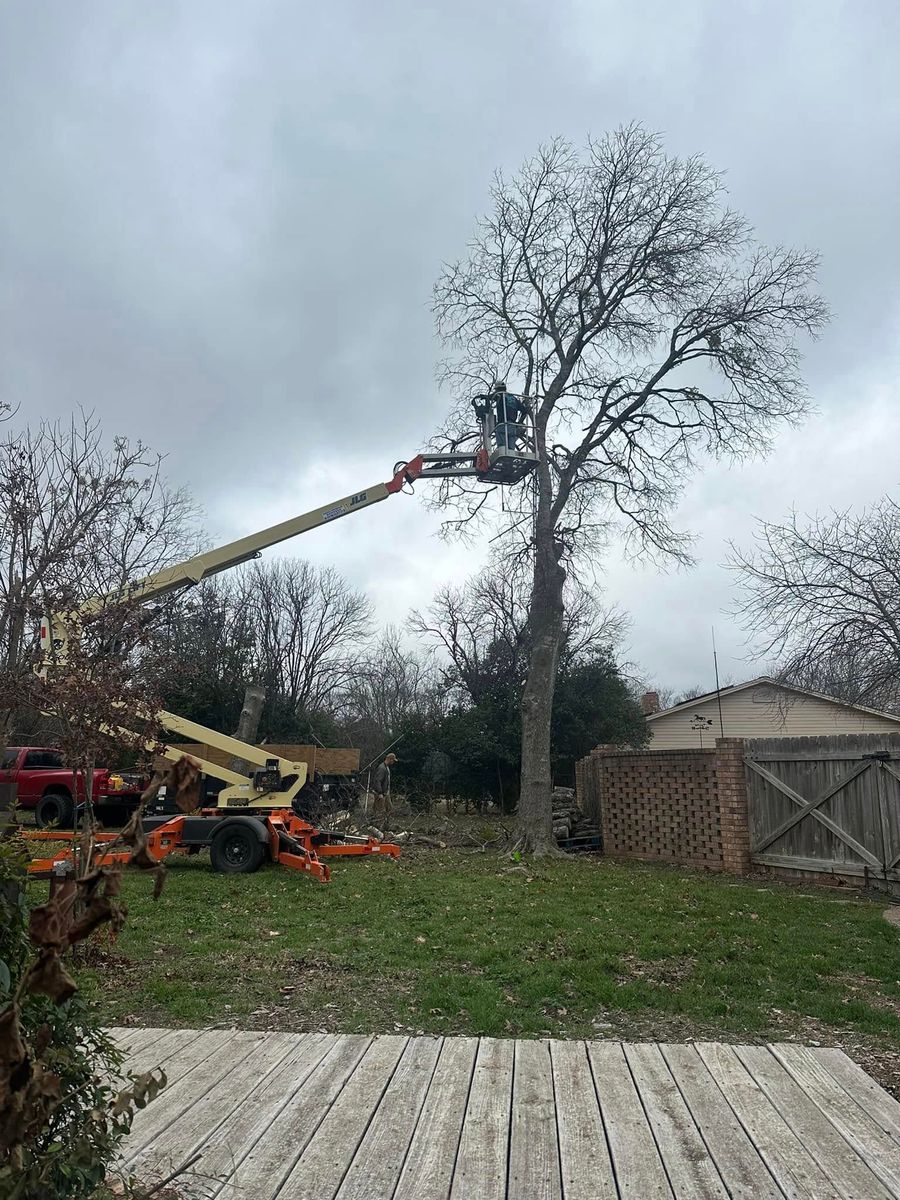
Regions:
[[646, 676, 900, 726]]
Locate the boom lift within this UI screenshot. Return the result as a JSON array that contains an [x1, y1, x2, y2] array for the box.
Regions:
[[30, 391, 537, 883]]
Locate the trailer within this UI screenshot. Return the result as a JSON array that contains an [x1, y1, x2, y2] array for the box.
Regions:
[[25, 805, 401, 884]]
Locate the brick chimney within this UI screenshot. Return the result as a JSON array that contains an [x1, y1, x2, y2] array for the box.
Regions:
[[640, 690, 661, 716]]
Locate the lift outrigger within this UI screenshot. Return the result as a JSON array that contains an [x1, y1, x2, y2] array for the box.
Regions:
[[28, 388, 537, 883]]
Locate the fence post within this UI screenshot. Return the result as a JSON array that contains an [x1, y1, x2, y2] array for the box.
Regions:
[[716, 738, 751, 874]]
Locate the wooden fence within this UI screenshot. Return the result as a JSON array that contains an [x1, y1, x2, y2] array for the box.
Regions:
[[745, 733, 900, 887]]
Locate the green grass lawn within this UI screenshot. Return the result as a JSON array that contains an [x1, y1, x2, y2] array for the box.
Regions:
[[65, 848, 900, 1049]]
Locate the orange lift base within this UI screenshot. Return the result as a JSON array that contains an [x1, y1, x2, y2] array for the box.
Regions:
[[23, 810, 401, 884]]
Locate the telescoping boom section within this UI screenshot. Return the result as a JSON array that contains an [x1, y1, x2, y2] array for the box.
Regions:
[[42, 398, 537, 640]]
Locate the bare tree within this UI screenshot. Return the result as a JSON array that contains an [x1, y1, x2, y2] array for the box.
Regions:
[[730, 500, 900, 712], [236, 558, 372, 720], [338, 626, 447, 765], [341, 626, 439, 732], [0, 412, 198, 675], [146, 579, 258, 732], [433, 126, 826, 852], [410, 562, 627, 707]]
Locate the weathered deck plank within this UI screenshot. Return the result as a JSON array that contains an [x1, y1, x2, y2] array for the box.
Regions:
[[113, 1031, 900, 1200], [189, 1033, 335, 1198], [588, 1042, 673, 1200], [217, 1034, 371, 1200], [696, 1042, 843, 1200], [736, 1044, 893, 1200], [277, 1035, 408, 1200], [660, 1043, 786, 1200], [393, 1036, 478, 1200], [771, 1043, 900, 1195], [127, 1031, 303, 1180], [335, 1036, 441, 1199], [122, 1027, 207, 1078], [550, 1039, 617, 1200], [624, 1042, 729, 1199], [450, 1038, 515, 1200], [810, 1046, 900, 1143], [508, 1039, 561, 1200], [123, 1030, 270, 1161]]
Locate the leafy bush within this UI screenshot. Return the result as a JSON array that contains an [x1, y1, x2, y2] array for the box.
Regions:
[[0, 836, 154, 1200], [0, 760, 198, 1200]]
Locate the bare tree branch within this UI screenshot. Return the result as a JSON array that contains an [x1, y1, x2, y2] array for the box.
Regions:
[[729, 500, 900, 711]]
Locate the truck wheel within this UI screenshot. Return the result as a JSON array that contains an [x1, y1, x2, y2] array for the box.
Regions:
[[210, 824, 266, 874], [35, 790, 75, 829]]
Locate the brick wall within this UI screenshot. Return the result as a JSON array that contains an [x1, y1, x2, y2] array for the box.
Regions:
[[576, 738, 750, 873]]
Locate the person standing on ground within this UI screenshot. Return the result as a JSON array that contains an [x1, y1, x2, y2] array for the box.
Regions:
[[371, 753, 397, 824]]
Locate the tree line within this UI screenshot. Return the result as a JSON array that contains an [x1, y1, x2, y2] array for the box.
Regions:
[[148, 556, 649, 805]]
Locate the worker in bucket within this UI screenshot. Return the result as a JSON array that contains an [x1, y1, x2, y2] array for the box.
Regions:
[[371, 752, 398, 823], [491, 380, 530, 452]]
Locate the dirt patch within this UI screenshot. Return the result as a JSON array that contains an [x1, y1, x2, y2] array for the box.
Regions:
[[616, 954, 697, 988], [71, 942, 136, 973], [825, 972, 900, 1020]]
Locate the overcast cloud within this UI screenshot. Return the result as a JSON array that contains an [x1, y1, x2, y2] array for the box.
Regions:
[[2, 0, 898, 691]]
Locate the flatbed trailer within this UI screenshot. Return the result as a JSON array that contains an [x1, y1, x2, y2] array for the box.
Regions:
[[24, 809, 401, 884]]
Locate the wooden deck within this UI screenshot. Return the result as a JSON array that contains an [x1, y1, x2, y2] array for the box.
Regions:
[[113, 1028, 900, 1199]]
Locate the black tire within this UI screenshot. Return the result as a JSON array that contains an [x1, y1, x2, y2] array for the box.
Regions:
[[35, 789, 75, 829], [210, 823, 266, 874]]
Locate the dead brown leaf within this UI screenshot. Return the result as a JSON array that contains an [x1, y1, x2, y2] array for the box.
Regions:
[[66, 897, 115, 945], [152, 864, 166, 901], [28, 896, 72, 951], [0, 1006, 29, 1109], [168, 754, 201, 812], [25, 949, 77, 1003]]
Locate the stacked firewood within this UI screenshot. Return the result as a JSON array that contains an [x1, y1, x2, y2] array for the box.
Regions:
[[552, 786, 602, 850]]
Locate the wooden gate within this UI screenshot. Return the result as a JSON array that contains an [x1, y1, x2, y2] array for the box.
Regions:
[[745, 734, 900, 888]]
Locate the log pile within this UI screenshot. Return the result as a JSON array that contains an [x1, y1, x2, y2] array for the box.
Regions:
[[552, 786, 602, 851]]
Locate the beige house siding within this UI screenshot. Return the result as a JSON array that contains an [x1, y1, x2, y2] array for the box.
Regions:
[[646, 683, 900, 750]]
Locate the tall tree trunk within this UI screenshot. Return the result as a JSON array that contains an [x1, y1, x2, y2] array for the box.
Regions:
[[517, 478, 566, 855], [229, 684, 265, 775]]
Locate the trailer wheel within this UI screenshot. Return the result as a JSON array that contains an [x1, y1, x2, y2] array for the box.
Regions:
[[210, 824, 266, 874], [35, 789, 75, 829]]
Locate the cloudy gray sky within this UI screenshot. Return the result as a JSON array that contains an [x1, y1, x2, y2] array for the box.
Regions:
[[2, 0, 899, 691]]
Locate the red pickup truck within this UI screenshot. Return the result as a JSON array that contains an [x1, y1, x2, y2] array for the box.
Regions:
[[0, 747, 146, 827]]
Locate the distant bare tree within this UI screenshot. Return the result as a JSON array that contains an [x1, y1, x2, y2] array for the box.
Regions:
[[341, 627, 440, 732], [730, 500, 900, 712], [237, 558, 372, 718], [0, 412, 197, 675], [434, 126, 826, 852], [410, 562, 627, 706], [338, 626, 447, 764]]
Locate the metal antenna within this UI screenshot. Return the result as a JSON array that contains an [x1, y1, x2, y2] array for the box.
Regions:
[[712, 627, 726, 738]]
